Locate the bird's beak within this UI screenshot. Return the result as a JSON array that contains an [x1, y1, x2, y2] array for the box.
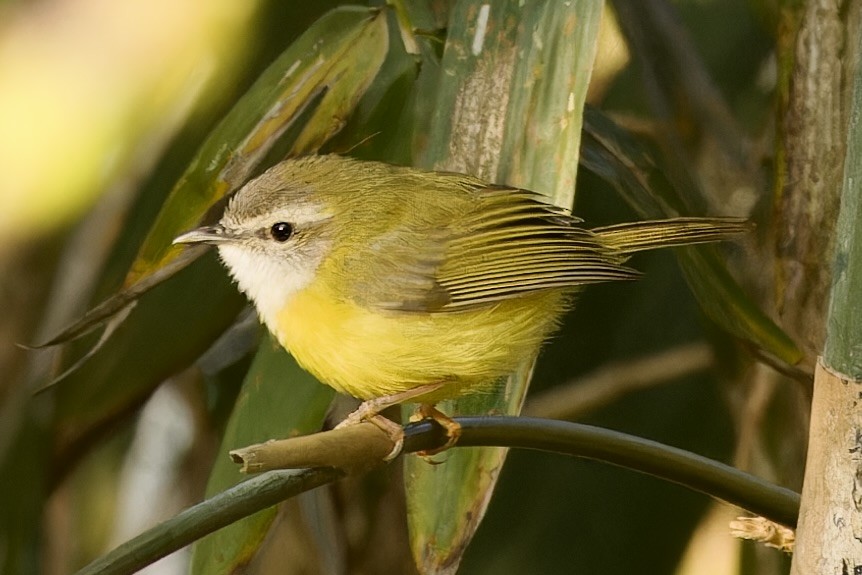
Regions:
[[173, 224, 233, 246]]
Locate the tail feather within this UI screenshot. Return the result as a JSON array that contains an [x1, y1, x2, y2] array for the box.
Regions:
[[592, 217, 750, 254]]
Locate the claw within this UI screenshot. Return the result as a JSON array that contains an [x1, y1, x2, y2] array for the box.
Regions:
[[415, 404, 461, 457], [333, 382, 451, 461]]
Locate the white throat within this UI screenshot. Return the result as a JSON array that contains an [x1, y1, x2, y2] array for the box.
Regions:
[[217, 244, 317, 337]]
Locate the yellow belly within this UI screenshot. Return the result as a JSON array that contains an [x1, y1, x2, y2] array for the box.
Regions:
[[274, 281, 568, 401]]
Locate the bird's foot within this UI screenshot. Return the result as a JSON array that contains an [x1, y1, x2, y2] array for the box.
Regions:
[[410, 404, 462, 457], [335, 382, 447, 461]]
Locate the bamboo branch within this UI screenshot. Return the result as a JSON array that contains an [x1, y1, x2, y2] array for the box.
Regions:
[[77, 416, 800, 575]]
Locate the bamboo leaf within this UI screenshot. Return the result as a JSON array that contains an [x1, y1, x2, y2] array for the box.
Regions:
[[190, 334, 335, 575], [405, 1, 604, 572]]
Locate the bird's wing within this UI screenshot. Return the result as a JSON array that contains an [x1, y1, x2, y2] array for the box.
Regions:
[[433, 187, 639, 310], [347, 185, 639, 313]]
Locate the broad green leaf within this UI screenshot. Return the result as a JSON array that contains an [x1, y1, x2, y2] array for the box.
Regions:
[[404, 365, 532, 573], [406, 1, 604, 572], [191, 333, 334, 574]]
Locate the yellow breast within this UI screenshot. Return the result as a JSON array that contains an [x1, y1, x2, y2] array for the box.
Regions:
[[274, 280, 569, 401]]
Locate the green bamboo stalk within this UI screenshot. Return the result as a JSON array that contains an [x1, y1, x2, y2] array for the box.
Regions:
[[790, 10, 862, 572], [822, 87, 862, 378]]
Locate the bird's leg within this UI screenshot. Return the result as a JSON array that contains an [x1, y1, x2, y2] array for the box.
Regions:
[[410, 403, 462, 456], [335, 382, 447, 461], [336, 382, 447, 427], [365, 415, 406, 462]]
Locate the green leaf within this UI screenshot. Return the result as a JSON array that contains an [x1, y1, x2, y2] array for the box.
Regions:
[[405, 1, 604, 572], [191, 333, 334, 574]]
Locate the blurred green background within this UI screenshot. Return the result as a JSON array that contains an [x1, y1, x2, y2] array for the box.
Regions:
[[1, 0, 837, 573]]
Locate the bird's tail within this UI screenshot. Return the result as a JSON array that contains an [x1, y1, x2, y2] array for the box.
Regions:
[[592, 217, 750, 255]]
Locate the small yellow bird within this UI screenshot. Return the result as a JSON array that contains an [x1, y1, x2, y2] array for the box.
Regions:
[[174, 155, 744, 447]]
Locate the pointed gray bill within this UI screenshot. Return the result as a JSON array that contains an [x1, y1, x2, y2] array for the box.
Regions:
[[173, 224, 232, 246]]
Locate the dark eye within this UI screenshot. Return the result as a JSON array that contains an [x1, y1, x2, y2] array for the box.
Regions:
[[270, 222, 294, 242]]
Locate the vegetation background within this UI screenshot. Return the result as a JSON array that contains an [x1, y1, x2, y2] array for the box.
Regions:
[[0, 0, 853, 573]]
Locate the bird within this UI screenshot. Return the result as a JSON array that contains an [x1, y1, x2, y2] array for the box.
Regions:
[[174, 154, 746, 454]]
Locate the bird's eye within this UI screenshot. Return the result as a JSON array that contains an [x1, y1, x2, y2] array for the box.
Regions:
[[270, 222, 294, 242]]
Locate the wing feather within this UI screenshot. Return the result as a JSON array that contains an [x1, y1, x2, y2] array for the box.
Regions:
[[353, 185, 639, 313]]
